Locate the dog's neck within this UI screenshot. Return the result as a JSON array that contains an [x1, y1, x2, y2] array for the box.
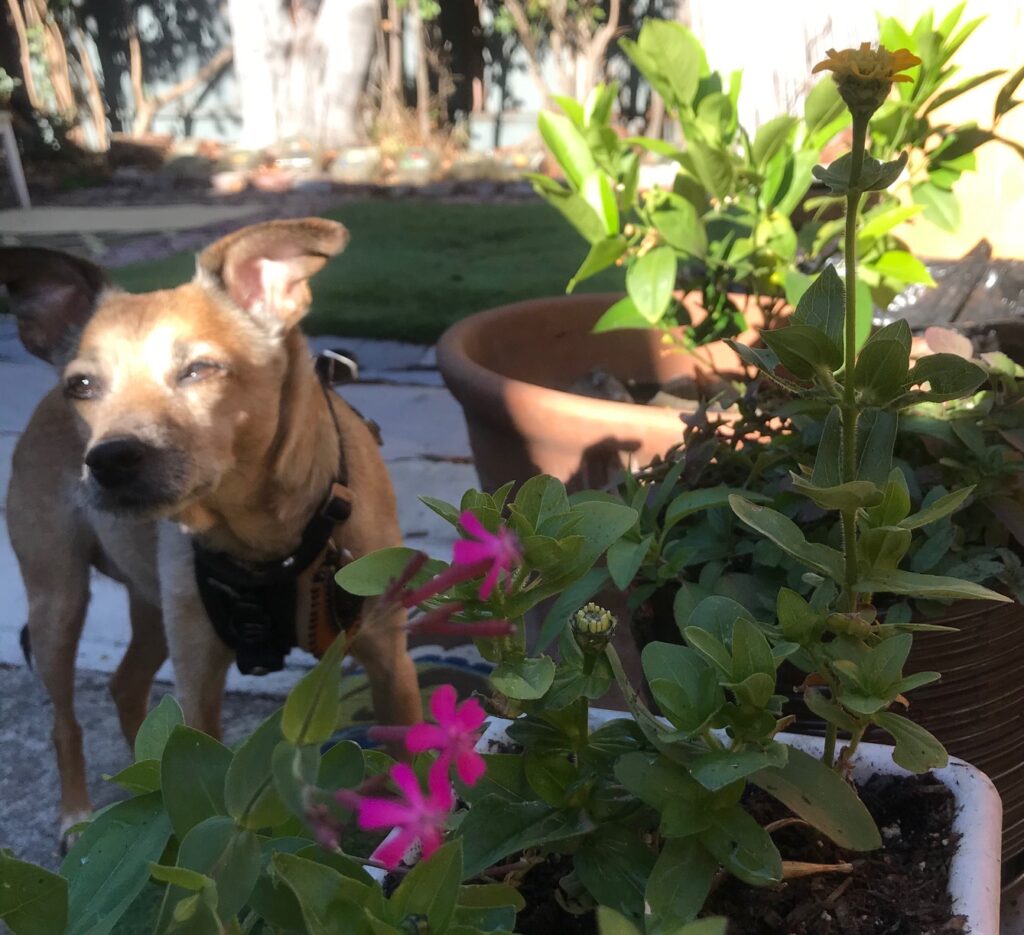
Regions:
[[174, 330, 342, 563]]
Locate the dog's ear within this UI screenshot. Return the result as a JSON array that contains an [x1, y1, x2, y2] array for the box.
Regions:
[[0, 247, 110, 364], [197, 218, 349, 331]]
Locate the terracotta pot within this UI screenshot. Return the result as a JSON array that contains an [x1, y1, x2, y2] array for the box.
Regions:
[[437, 293, 762, 492]]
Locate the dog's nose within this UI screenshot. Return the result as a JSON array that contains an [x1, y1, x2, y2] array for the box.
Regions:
[[85, 437, 151, 489]]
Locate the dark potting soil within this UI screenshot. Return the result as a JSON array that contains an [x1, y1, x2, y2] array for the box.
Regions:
[[511, 773, 962, 935]]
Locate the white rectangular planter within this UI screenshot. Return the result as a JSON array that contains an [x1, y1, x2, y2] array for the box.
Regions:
[[476, 707, 1003, 934]]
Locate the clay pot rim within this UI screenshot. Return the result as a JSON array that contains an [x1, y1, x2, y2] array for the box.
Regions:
[[436, 292, 748, 428]]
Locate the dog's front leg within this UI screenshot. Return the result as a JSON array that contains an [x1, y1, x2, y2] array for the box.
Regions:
[[158, 525, 234, 738], [349, 598, 422, 726]]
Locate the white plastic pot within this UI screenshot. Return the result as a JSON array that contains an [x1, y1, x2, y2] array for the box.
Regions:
[[476, 707, 1004, 933]]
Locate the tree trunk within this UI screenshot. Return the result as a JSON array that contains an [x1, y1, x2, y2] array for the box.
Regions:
[[409, 0, 431, 140], [228, 0, 376, 151], [4, 0, 41, 110], [73, 25, 109, 149]]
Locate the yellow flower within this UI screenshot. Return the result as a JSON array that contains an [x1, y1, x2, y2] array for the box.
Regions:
[[813, 43, 922, 117]]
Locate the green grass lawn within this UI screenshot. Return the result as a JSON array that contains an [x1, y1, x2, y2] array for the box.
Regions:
[[112, 200, 625, 344]]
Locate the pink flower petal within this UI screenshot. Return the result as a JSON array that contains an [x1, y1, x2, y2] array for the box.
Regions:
[[479, 562, 501, 598], [373, 830, 416, 870], [356, 798, 415, 829], [454, 696, 487, 732], [405, 723, 448, 754], [430, 684, 458, 725], [390, 763, 424, 807], [455, 749, 487, 786], [418, 826, 444, 861], [427, 758, 454, 810], [453, 539, 493, 565], [459, 510, 490, 540]]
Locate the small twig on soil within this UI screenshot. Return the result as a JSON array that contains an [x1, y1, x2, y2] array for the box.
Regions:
[[823, 876, 854, 907], [781, 860, 855, 880]]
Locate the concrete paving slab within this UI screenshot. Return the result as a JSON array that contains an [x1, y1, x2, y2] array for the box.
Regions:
[[0, 204, 257, 237], [0, 665, 281, 869]]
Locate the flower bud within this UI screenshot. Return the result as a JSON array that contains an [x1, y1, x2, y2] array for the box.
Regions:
[[571, 602, 618, 653]]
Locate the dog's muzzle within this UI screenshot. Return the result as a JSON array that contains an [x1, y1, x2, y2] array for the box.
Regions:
[[84, 435, 185, 512]]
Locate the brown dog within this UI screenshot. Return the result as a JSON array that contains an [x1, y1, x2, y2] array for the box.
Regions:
[[1, 219, 421, 844]]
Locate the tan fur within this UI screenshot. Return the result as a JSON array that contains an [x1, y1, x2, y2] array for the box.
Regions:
[[2, 220, 421, 845]]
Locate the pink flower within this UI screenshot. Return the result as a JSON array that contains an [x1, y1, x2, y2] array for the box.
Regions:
[[406, 685, 487, 786], [453, 511, 522, 599], [356, 760, 454, 870]]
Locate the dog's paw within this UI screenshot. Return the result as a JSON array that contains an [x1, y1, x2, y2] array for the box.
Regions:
[[59, 809, 92, 856]]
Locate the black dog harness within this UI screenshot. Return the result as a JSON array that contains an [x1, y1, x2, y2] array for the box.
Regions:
[[193, 352, 373, 675]]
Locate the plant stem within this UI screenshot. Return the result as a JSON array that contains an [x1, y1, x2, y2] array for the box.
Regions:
[[823, 722, 838, 770], [839, 112, 869, 613]]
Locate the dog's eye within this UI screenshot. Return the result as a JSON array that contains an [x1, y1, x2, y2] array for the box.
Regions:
[[178, 360, 223, 384], [64, 374, 97, 400]]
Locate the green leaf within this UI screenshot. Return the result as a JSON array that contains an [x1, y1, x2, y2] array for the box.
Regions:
[[906, 353, 986, 401], [899, 486, 973, 529], [804, 78, 844, 135], [866, 469, 911, 527], [61, 793, 172, 935], [996, 64, 1024, 119], [318, 739, 365, 790], [159, 817, 261, 925], [645, 837, 717, 928], [596, 906, 642, 935], [225, 710, 290, 830], [337, 547, 445, 597], [813, 151, 908, 194], [689, 745, 787, 792], [272, 742, 320, 821], [0, 853, 67, 935], [730, 617, 775, 682], [160, 726, 231, 839], [570, 237, 628, 291], [633, 20, 705, 108], [751, 748, 881, 850], [859, 526, 913, 571], [871, 250, 936, 287], [592, 296, 652, 332], [700, 807, 782, 886], [391, 840, 463, 932], [149, 864, 213, 892], [281, 633, 345, 746], [858, 204, 924, 243], [688, 140, 734, 200], [541, 188, 610, 244], [760, 324, 842, 379], [913, 181, 960, 232], [271, 853, 371, 935], [790, 476, 883, 511], [134, 695, 184, 762], [627, 246, 677, 323], [614, 752, 700, 812], [873, 712, 949, 772], [652, 195, 707, 258], [925, 69, 1005, 114], [607, 535, 654, 590], [792, 265, 845, 349], [752, 115, 798, 168], [811, 406, 842, 487], [581, 171, 620, 236], [729, 496, 844, 580], [855, 338, 910, 404], [664, 486, 764, 534], [538, 111, 596, 190], [523, 751, 577, 806], [777, 588, 823, 644], [576, 825, 655, 920], [642, 642, 723, 736], [490, 655, 556, 700], [855, 568, 1010, 602], [105, 759, 161, 795], [459, 797, 590, 877], [856, 409, 898, 486]]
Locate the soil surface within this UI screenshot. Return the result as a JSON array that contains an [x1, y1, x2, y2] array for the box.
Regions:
[[512, 773, 962, 935]]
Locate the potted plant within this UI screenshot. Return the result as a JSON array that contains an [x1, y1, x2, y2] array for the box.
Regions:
[[438, 11, 1024, 494]]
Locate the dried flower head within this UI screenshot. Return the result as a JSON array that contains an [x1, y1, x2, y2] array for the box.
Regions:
[[813, 43, 921, 117]]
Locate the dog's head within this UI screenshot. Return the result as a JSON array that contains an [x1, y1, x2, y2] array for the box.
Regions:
[[0, 218, 348, 516]]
